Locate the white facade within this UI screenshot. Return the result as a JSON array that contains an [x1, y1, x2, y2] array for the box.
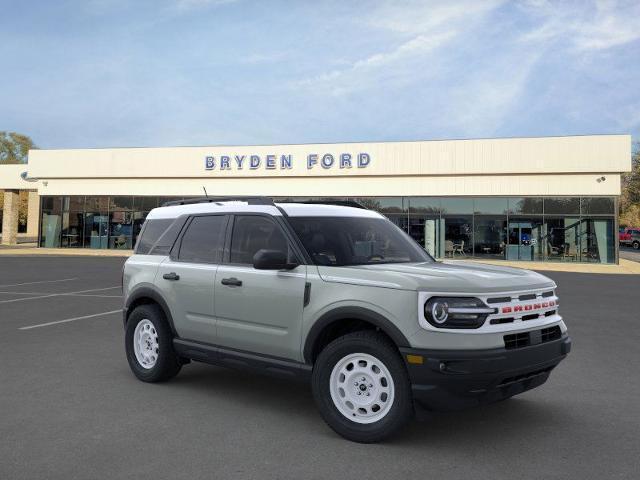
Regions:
[[14, 134, 630, 197]]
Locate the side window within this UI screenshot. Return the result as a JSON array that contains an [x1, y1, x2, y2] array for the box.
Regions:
[[177, 215, 227, 263], [229, 215, 290, 265], [135, 219, 173, 254]]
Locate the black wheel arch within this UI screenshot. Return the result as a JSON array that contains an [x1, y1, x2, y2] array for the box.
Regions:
[[124, 285, 177, 336], [303, 306, 410, 364]]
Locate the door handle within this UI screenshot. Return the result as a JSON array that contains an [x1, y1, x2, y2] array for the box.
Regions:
[[221, 277, 242, 287], [163, 272, 180, 281]]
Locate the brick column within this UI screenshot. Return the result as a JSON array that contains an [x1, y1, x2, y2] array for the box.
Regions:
[[1, 189, 20, 245], [26, 190, 40, 239]]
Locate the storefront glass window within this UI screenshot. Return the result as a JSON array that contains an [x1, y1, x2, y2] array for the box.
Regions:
[[40, 197, 63, 247], [507, 218, 545, 261], [544, 197, 580, 215], [474, 217, 507, 259], [474, 198, 508, 215], [443, 216, 473, 257], [440, 198, 473, 215], [109, 211, 133, 249], [508, 197, 542, 215], [61, 196, 84, 248], [580, 197, 615, 215]]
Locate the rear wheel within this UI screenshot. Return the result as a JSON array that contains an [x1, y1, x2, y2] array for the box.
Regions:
[[312, 331, 413, 443], [125, 304, 182, 382], [633, 241, 640, 250]]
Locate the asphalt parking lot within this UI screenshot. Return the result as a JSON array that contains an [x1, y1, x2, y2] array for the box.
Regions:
[[620, 245, 640, 263], [0, 256, 638, 480]]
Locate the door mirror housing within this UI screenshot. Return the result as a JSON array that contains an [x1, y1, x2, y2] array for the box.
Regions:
[[253, 249, 298, 270]]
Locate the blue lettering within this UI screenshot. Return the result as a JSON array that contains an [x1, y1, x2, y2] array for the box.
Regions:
[[307, 154, 318, 169], [280, 154, 292, 169], [250, 155, 261, 169], [357, 153, 371, 168], [266, 154, 276, 169], [235, 155, 246, 169], [321, 154, 334, 169], [205, 156, 215, 170], [339, 153, 352, 168], [220, 155, 231, 170]]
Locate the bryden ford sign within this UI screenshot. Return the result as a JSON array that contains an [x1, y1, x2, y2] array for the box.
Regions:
[[205, 152, 371, 171]]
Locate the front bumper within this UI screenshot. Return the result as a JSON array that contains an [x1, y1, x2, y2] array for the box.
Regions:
[[400, 334, 571, 412]]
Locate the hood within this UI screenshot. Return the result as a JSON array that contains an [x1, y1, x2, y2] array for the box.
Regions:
[[317, 261, 555, 293]]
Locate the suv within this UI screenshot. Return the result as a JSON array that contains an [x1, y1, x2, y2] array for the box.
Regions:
[[620, 227, 640, 249], [122, 197, 571, 442]]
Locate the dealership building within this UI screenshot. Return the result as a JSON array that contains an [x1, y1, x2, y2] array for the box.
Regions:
[[0, 134, 631, 264]]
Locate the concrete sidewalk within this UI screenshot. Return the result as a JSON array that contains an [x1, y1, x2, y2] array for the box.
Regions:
[[447, 258, 640, 274], [0, 247, 133, 257], [0, 246, 638, 273]]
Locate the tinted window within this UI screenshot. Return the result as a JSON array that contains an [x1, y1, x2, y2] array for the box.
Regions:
[[136, 219, 173, 254], [289, 216, 432, 266], [230, 216, 290, 264], [581, 197, 614, 215], [149, 217, 187, 255], [177, 215, 227, 263]]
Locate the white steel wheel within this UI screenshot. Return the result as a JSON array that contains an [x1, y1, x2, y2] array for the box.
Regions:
[[133, 319, 159, 369], [329, 352, 395, 424]]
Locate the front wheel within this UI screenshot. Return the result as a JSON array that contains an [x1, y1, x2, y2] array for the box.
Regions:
[[125, 304, 182, 382], [633, 241, 640, 250], [312, 331, 413, 443]]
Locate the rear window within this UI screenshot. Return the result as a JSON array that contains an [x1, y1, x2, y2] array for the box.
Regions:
[[135, 219, 173, 254]]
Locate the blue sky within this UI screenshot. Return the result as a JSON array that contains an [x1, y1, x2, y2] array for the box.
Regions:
[[1, 0, 639, 149]]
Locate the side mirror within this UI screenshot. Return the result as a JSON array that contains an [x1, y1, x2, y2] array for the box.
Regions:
[[253, 249, 298, 270]]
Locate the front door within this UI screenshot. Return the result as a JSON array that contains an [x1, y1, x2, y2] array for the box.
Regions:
[[155, 214, 228, 344], [214, 215, 307, 361]]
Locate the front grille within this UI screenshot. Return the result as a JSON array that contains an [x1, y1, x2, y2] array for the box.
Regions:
[[504, 326, 562, 350], [541, 325, 562, 343], [518, 293, 537, 301], [487, 296, 512, 304], [499, 366, 554, 387]]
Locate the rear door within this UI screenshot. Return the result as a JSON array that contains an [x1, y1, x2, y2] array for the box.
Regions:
[[156, 214, 229, 344], [214, 214, 307, 360]]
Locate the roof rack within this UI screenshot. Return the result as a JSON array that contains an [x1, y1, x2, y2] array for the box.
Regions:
[[161, 196, 275, 207], [285, 200, 367, 209]]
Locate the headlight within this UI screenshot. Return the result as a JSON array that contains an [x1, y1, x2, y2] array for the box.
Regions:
[[424, 297, 494, 329]]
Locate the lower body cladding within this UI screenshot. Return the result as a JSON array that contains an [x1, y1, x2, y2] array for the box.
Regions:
[[400, 333, 571, 412]]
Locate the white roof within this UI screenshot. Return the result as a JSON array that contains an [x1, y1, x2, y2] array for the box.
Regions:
[[145, 201, 383, 220]]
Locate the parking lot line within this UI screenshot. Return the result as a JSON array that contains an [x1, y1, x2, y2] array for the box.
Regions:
[[0, 286, 121, 304], [0, 291, 121, 298], [18, 309, 122, 330], [0, 278, 78, 288]]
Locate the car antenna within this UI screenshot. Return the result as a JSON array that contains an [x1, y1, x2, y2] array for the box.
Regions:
[[202, 186, 209, 198]]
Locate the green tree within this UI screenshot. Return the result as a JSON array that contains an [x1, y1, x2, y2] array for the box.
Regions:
[[620, 142, 640, 227], [0, 131, 36, 164]]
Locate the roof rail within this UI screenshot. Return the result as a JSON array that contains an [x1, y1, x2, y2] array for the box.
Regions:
[[284, 200, 368, 209], [161, 196, 275, 207]]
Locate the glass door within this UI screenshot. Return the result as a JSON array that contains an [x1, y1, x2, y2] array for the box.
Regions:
[[507, 221, 540, 261]]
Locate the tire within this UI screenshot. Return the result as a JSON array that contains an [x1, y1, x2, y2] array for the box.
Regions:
[[311, 330, 413, 443], [633, 241, 640, 250], [125, 304, 182, 383]]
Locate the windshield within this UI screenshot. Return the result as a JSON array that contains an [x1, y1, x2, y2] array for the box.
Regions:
[[288, 216, 433, 266]]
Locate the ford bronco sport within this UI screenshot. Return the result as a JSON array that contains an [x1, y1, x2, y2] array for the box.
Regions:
[[122, 197, 571, 442]]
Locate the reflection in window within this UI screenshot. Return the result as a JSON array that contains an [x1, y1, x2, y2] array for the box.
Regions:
[[443, 216, 472, 257], [109, 211, 133, 249], [508, 198, 543, 215], [474, 217, 507, 258]]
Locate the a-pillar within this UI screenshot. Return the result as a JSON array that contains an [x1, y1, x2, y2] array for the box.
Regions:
[[26, 190, 40, 239], [1, 189, 20, 246]]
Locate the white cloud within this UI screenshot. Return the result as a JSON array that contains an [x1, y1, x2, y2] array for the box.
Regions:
[[172, 0, 238, 11], [519, 0, 640, 51], [297, 0, 506, 96], [239, 51, 289, 65]]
